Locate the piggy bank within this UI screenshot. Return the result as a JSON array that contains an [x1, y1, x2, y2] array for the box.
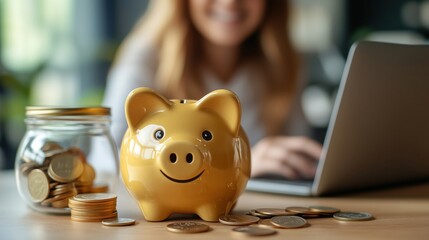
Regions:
[[120, 87, 251, 222]]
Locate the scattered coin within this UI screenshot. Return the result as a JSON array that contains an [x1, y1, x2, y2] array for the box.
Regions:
[[286, 206, 313, 215], [27, 169, 50, 203], [248, 209, 272, 218], [256, 208, 298, 216], [258, 219, 277, 228], [270, 216, 308, 229], [166, 222, 210, 233], [333, 212, 374, 221], [102, 218, 136, 227], [219, 214, 260, 226], [309, 206, 340, 214], [232, 226, 277, 236]]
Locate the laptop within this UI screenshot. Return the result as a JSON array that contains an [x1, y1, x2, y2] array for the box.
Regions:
[[246, 41, 429, 196]]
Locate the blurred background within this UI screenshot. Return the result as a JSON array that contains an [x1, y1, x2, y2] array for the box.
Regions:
[[1, 0, 429, 170]]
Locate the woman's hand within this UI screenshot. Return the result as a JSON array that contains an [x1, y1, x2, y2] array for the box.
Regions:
[[251, 136, 322, 180]]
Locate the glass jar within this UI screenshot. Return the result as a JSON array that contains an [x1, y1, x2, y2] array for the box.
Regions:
[[15, 107, 118, 214]]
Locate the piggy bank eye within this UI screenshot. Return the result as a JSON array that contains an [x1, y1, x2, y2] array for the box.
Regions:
[[154, 129, 164, 140], [202, 130, 212, 141]]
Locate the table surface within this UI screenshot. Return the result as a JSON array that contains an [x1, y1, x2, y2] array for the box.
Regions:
[[1, 170, 429, 240]]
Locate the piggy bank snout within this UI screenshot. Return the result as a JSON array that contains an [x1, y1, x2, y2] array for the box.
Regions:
[[158, 142, 205, 183]]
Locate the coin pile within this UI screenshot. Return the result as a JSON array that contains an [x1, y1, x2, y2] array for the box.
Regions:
[[22, 142, 108, 208], [69, 193, 118, 222], [217, 205, 373, 235]]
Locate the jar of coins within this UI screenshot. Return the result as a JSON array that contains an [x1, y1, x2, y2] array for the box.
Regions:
[[15, 107, 119, 214]]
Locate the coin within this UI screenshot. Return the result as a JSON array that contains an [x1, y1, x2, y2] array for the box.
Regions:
[[27, 169, 50, 203], [51, 198, 70, 208], [219, 214, 260, 226], [89, 183, 109, 193], [286, 206, 313, 214], [258, 219, 277, 228], [67, 147, 87, 163], [333, 212, 374, 221], [270, 216, 308, 228], [42, 142, 63, 152], [20, 162, 40, 176], [102, 218, 136, 227], [77, 164, 96, 183], [309, 206, 340, 214], [48, 153, 84, 182], [71, 211, 118, 222], [232, 226, 277, 236], [248, 209, 272, 218], [73, 193, 117, 203], [166, 222, 210, 233], [256, 208, 298, 216]]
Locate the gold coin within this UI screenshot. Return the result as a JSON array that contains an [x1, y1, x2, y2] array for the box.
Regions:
[[219, 214, 260, 226], [77, 163, 96, 183], [42, 142, 63, 152], [309, 206, 340, 214], [27, 169, 50, 203], [166, 222, 210, 233], [248, 209, 272, 218], [54, 183, 75, 190], [256, 208, 298, 216], [258, 219, 277, 228], [43, 149, 66, 159], [232, 226, 277, 236], [270, 216, 308, 229], [48, 153, 84, 182], [102, 218, 136, 227], [50, 186, 75, 196], [67, 147, 87, 163], [89, 183, 109, 193], [71, 209, 116, 217], [20, 162, 40, 176], [333, 212, 373, 221], [49, 182, 59, 189], [71, 212, 118, 222], [286, 206, 313, 214], [41, 188, 77, 206], [73, 193, 117, 203], [51, 198, 70, 208], [68, 198, 116, 208]]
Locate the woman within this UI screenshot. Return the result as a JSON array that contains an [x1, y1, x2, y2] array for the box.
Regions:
[[104, 0, 322, 180]]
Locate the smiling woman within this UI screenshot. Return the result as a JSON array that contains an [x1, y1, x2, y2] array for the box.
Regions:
[[104, 0, 323, 181]]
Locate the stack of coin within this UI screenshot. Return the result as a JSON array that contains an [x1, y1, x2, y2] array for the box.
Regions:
[[23, 142, 108, 209], [69, 193, 118, 222]]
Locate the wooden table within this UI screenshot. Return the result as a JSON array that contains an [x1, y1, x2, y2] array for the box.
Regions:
[[1, 170, 429, 240]]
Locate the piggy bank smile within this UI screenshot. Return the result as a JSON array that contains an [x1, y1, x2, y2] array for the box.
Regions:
[[160, 170, 205, 183]]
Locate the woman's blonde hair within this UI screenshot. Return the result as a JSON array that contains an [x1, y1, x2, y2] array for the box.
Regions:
[[122, 0, 299, 135]]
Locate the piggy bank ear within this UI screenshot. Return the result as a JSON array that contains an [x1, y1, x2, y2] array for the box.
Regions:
[[196, 89, 241, 137], [125, 87, 172, 132]]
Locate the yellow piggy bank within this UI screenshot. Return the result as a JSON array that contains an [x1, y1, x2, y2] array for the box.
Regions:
[[120, 87, 251, 222]]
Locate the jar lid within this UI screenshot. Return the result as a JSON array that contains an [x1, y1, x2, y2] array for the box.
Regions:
[[26, 107, 111, 117]]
